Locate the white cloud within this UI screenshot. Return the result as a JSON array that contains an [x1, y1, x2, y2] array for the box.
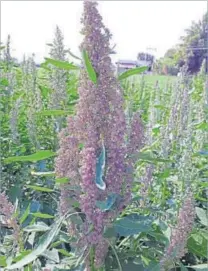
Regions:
[[1, 0, 207, 63]]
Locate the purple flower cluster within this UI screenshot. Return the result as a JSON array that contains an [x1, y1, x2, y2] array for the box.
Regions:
[[55, 0, 144, 267], [160, 192, 195, 269]]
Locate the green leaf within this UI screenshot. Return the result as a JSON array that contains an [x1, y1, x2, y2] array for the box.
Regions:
[[82, 50, 97, 84], [12, 251, 32, 263], [4, 150, 56, 164], [137, 152, 171, 163], [0, 78, 9, 86], [57, 249, 72, 257], [37, 109, 73, 116], [38, 85, 52, 98], [190, 264, 208, 270], [23, 222, 50, 233], [55, 177, 69, 184], [27, 185, 54, 193], [0, 46, 5, 51], [195, 207, 207, 226], [118, 66, 148, 80], [31, 212, 54, 219], [195, 121, 208, 131], [187, 233, 207, 258], [44, 58, 79, 70], [5, 217, 63, 270], [114, 214, 153, 237], [0, 256, 6, 267], [20, 203, 31, 225], [31, 171, 55, 177]]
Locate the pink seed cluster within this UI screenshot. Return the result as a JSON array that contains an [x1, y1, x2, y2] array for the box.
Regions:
[[0, 192, 20, 242], [160, 192, 195, 269], [55, 0, 144, 267]]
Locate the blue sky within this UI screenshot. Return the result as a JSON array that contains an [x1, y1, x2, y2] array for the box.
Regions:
[[1, 1, 207, 63]]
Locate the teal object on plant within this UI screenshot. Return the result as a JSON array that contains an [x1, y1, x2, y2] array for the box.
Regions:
[[94, 142, 106, 190], [96, 193, 119, 211]]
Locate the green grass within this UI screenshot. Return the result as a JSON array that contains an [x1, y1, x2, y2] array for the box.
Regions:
[[131, 74, 177, 88]]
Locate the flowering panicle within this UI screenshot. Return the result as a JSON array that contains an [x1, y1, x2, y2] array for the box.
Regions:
[[55, 0, 144, 267], [48, 26, 68, 111], [2, 35, 16, 95], [21, 55, 42, 148], [9, 98, 21, 143], [160, 192, 195, 269]]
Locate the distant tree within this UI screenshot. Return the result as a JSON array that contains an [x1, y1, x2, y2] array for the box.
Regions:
[[180, 12, 208, 73]]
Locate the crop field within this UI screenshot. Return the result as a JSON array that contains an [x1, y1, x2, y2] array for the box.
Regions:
[[0, 1, 207, 271]]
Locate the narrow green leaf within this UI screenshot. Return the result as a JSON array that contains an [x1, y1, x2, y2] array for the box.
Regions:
[[31, 212, 54, 219], [55, 177, 69, 184], [44, 58, 79, 70], [137, 152, 171, 163], [27, 185, 54, 193], [82, 50, 97, 84], [20, 204, 31, 225], [31, 171, 55, 177], [118, 66, 148, 80], [57, 249, 72, 257], [4, 150, 56, 164], [23, 222, 50, 233], [5, 217, 63, 269]]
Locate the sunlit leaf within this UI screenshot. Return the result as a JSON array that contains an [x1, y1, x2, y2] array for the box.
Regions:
[[55, 177, 69, 184], [23, 222, 50, 233], [31, 171, 55, 177], [20, 203, 31, 225], [44, 57, 79, 70], [27, 185, 54, 192], [118, 66, 148, 80], [31, 212, 54, 219]]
